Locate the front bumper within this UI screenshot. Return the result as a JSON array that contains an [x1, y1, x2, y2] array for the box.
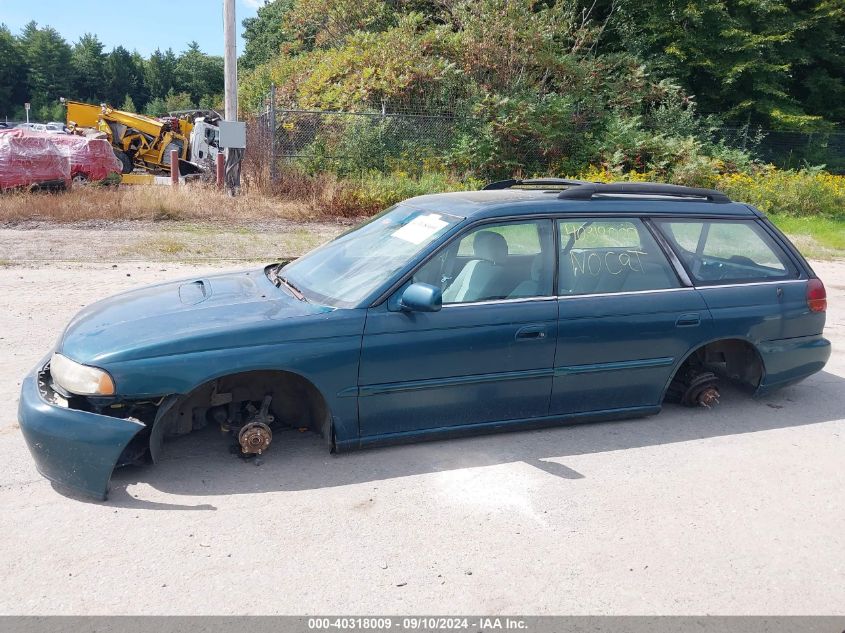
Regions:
[[18, 359, 145, 500]]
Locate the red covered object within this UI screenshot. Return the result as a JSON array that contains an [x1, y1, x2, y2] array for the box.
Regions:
[[0, 128, 122, 191], [48, 134, 122, 181], [0, 129, 71, 191]]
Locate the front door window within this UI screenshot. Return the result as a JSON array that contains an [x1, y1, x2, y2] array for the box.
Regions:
[[414, 219, 555, 303]]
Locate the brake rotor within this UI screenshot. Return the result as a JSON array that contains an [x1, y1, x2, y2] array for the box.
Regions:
[[667, 367, 721, 408], [683, 372, 721, 408], [695, 385, 721, 408], [238, 421, 272, 455]]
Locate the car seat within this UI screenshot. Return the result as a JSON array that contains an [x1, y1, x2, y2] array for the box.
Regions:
[[508, 253, 548, 298], [442, 231, 510, 303]]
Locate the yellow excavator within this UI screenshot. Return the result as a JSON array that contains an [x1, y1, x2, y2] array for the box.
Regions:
[[61, 99, 218, 176]]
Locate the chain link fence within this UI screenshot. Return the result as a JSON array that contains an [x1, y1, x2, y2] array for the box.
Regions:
[[715, 127, 845, 173], [253, 84, 460, 181], [252, 84, 845, 181]]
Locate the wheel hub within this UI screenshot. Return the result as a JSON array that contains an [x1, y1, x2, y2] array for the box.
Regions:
[[238, 421, 272, 455]]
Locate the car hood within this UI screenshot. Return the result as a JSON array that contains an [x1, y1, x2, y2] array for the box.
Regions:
[[59, 268, 332, 364]]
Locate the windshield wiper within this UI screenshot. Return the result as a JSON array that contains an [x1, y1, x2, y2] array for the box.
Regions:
[[267, 265, 306, 301], [279, 275, 306, 301]]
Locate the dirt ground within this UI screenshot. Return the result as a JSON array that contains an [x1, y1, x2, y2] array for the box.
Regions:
[[0, 253, 842, 615], [0, 219, 348, 263]]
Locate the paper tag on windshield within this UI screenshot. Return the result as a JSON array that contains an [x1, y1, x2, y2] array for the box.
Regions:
[[392, 214, 449, 245]]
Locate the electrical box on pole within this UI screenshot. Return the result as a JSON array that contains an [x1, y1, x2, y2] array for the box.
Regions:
[[218, 121, 246, 149]]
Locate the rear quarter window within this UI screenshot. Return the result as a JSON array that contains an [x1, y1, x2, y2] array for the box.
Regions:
[[656, 219, 797, 284]]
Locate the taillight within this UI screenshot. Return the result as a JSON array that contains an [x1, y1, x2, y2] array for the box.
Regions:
[[807, 278, 827, 312]]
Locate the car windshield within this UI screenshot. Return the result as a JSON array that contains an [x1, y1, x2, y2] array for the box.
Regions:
[[279, 204, 463, 307]]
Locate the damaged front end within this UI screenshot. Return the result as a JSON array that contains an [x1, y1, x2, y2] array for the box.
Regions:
[[19, 358, 320, 499], [18, 359, 152, 499]]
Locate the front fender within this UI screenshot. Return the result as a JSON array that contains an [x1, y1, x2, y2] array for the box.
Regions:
[[104, 336, 364, 446]]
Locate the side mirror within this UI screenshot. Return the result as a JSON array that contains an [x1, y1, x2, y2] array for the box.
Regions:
[[399, 282, 442, 313]]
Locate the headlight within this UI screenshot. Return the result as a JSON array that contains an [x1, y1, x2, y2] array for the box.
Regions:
[[50, 353, 115, 396]]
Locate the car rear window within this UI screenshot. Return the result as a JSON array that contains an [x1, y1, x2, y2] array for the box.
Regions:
[[558, 218, 680, 295], [655, 219, 796, 284]]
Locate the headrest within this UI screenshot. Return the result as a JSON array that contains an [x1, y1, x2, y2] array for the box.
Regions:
[[473, 231, 508, 264], [530, 252, 545, 281]]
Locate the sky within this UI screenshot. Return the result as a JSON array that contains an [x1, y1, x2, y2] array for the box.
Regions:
[[0, 0, 261, 56]]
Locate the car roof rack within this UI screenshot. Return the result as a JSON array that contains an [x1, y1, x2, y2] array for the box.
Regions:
[[482, 178, 593, 190], [557, 182, 731, 203]]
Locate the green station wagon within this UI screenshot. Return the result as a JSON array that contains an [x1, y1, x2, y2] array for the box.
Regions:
[[19, 179, 831, 499]]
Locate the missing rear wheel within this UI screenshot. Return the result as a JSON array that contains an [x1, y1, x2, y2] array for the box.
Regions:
[[667, 369, 721, 408]]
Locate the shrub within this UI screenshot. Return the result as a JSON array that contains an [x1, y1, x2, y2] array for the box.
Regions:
[[576, 165, 845, 219], [298, 115, 452, 177], [329, 171, 482, 216], [716, 168, 845, 218], [447, 93, 595, 179]]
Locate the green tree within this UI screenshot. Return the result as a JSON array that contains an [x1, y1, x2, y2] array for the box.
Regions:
[[789, 0, 845, 124], [604, 0, 836, 127], [241, 0, 294, 70], [174, 42, 224, 105], [0, 24, 28, 118], [163, 89, 194, 113], [19, 21, 72, 111], [70, 33, 106, 102], [144, 47, 177, 101], [104, 46, 147, 108], [198, 93, 223, 111], [284, 0, 393, 50], [36, 101, 65, 122], [120, 94, 136, 112], [144, 96, 166, 117]]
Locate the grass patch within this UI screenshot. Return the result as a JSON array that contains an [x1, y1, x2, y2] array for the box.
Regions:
[[283, 227, 327, 253], [152, 237, 188, 255], [103, 223, 338, 262], [172, 222, 258, 236], [770, 215, 845, 259], [120, 236, 191, 258]]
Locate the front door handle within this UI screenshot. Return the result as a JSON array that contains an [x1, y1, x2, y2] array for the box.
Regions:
[[676, 313, 701, 327], [516, 325, 547, 341]]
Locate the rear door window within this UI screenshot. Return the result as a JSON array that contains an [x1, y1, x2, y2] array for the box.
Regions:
[[655, 219, 796, 284], [557, 218, 680, 295]]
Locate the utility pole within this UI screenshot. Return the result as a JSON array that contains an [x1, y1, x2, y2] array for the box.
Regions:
[[222, 0, 243, 193], [223, 0, 237, 121]]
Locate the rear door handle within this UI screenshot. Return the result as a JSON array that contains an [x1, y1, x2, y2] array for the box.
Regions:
[[676, 313, 701, 327], [516, 325, 547, 341]]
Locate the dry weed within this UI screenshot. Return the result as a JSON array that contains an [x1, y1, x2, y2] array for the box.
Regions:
[[0, 180, 347, 224]]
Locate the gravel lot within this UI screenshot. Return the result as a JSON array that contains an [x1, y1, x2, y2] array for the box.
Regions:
[[0, 258, 842, 615]]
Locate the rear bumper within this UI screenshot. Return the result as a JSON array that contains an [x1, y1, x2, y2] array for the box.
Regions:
[[757, 334, 832, 394], [17, 358, 145, 500]]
